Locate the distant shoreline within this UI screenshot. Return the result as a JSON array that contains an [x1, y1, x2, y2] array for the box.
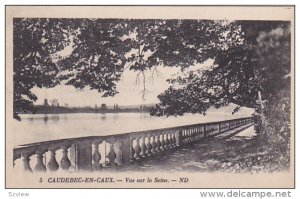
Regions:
[[19, 111, 150, 115], [19, 105, 150, 115]]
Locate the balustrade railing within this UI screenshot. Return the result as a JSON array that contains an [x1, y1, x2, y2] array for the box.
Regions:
[[13, 117, 253, 172]]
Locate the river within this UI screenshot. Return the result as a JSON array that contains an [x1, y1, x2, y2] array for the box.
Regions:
[[12, 109, 253, 146]]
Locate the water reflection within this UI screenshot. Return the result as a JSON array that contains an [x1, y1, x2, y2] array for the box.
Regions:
[[139, 112, 149, 119], [43, 115, 48, 124], [100, 114, 106, 121], [43, 114, 60, 124], [113, 113, 118, 120], [28, 117, 34, 123], [51, 115, 60, 123]]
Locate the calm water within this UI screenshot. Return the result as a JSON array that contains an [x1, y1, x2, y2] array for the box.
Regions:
[[13, 110, 252, 146]]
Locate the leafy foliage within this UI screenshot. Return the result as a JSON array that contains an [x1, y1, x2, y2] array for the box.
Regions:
[[13, 18, 72, 120], [58, 19, 131, 96], [13, 18, 291, 128], [13, 18, 233, 119], [150, 21, 291, 117]]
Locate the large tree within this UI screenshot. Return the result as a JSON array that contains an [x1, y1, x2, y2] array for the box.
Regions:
[[13, 18, 131, 119], [150, 21, 291, 117], [13, 18, 73, 120], [14, 19, 290, 126], [13, 18, 233, 119]]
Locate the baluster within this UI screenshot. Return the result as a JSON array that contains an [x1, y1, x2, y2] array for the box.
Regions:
[[173, 131, 179, 147], [198, 126, 202, 140], [60, 145, 71, 170], [130, 138, 135, 161], [93, 140, 102, 169], [185, 130, 188, 142], [145, 135, 152, 156], [21, 153, 32, 172], [172, 132, 177, 147], [178, 129, 183, 146], [169, 133, 173, 148], [183, 130, 187, 143], [161, 134, 167, 151], [167, 133, 172, 148], [170, 132, 174, 147], [140, 136, 147, 158], [134, 138, 142, 159], [167, 133, 172, 149], [161, 133, 166, 149], [193, 129, 196, 141], [192, 129, 196, 141], [188, 130, 191, 142], [163, 133, 169, 150], [169, 133, 174, 148], [199, 127, 203, 138], [168, 133, 172, 149], [34, 150, 47, 172], [156, 134, 161, 153], [47, 148, 59, 171], [107, 142, 117, 167], [193, 129, 197, 141], [151, 135, 157, 154], [200, 127, 203, 138], [187, 130, 190, 142]]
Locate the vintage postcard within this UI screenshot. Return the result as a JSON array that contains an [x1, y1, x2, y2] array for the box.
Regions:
[[5, 6, 294, 188]]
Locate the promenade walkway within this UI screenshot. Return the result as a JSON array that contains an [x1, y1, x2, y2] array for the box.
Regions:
[[118, 124, 257, 172]]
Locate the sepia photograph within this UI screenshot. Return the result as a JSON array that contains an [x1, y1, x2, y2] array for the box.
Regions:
[[5, 5, 294, 188]]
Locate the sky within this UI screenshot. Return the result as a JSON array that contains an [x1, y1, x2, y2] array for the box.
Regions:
[[31, 60, 215, 107], [32, 66, 177, 107]]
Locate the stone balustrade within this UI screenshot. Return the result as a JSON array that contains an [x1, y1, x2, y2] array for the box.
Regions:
[[13, 117, 253, 172]]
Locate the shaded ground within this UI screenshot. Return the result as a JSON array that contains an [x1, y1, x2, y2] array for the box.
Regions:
[[116, 124, 288, 173]]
